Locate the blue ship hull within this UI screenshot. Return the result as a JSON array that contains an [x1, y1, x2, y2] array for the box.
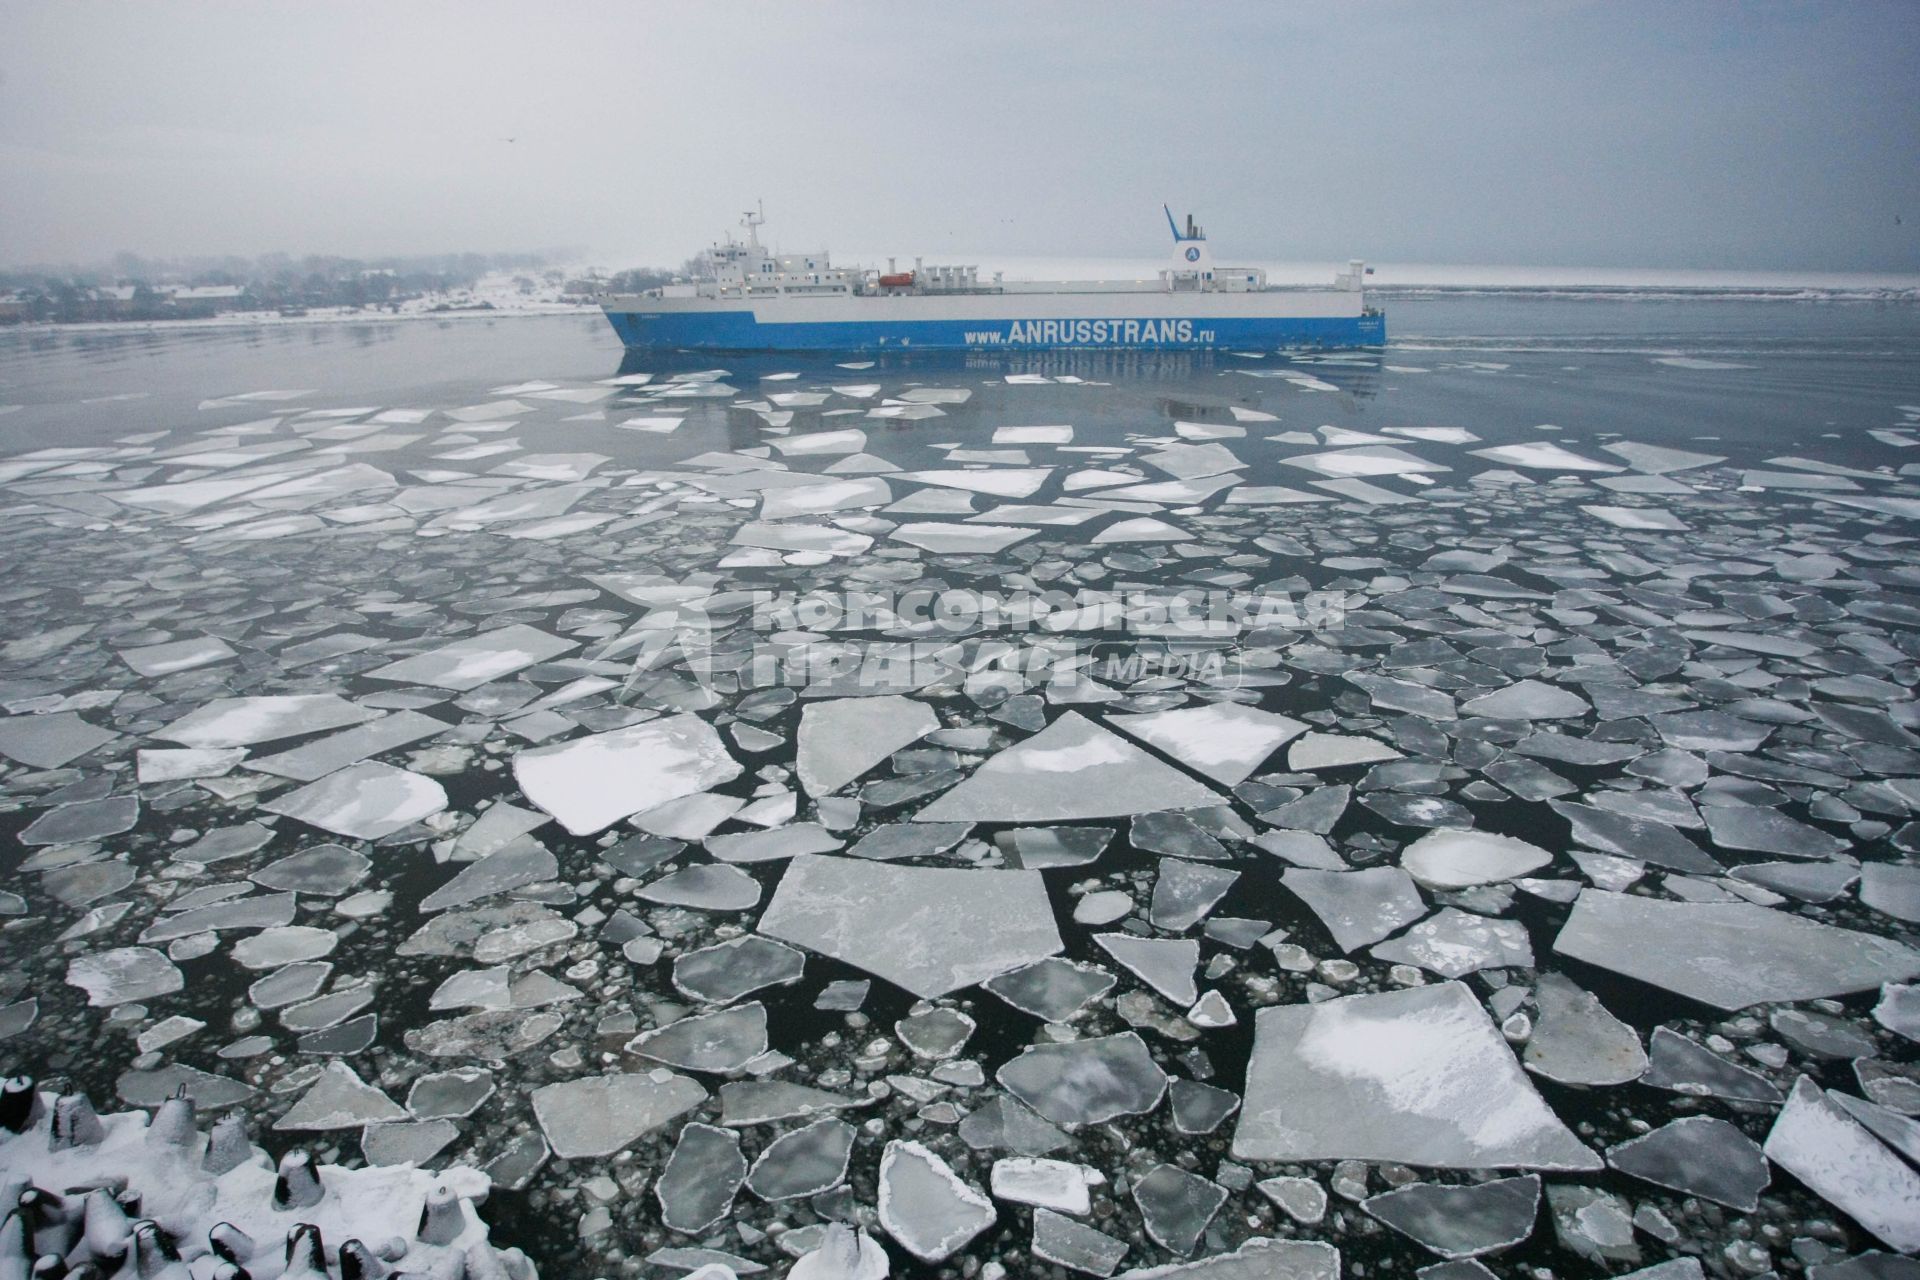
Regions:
[[604, 309, 1385, 353]]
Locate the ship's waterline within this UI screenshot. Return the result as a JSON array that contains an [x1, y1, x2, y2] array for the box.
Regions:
[[605, 308, 1385, 352]]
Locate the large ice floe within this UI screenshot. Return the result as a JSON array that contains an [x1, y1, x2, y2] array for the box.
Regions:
[[759, 853, 1062, 997], [1554, 889, 1920, 1009], [1232, 983, 1602, 1169], [512, 712, 743, 835], [5, 355, 1920, 1280]]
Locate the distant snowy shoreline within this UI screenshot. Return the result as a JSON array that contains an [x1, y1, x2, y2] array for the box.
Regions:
[[0, 298, 601, 337]]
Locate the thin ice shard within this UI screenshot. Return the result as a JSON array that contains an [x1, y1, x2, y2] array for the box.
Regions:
[[878, 1140, 996, 1262], [985, 959, 1118, 1022], [796, 695, 939, 796], [1106, 703, 1308, 786], [66, 946, 182, 1007], [657, 1123, 748, 1233], [1282, 867, 1428, 952], [156, 694, 378, 748], [893, 468, 1052, 498], [759, 854, 1062, 998], [1095, 934, 1200, 1005], [916, 711, 1221, 822], [761, 477, 891, 520], [1764, 1077, 1920, 1252], [419, 842, 558, 912], [117, 635, 236, 676], [1554, 890, 1920, 1010], [276, 1062, 408, 1130], [746, 1117, 856, 1200], [1400, 830, 1552, 890], [1607, 1117, 1768, 1212], [1361, 1176, 1541, 1260], [1470, 443, 1621, 472], [1288, 732, 1403, 771], [628, 1004, 770, 1072], [998, 1032, 1169, 1128], [262, 762, 448, 839], [891, 523, 1038, 554], [367, 623, 577, 690], [246, 710, 447, 782], [530, 1072, 707, 1159], [513, 713, 742, 835], [1369, 909, 1534, 978], [1523, 974, 1647, 1087]]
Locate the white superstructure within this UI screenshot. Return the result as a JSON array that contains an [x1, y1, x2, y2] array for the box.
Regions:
[[603, 205, 1383, 351]]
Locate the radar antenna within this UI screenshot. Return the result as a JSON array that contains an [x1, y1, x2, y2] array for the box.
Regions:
[[742, 200, 766, 248]]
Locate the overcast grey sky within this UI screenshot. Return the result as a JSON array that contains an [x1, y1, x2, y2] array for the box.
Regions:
[[2, 1, 1917, 272]]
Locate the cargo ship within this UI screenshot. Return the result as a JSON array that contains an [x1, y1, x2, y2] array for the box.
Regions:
[[600, 206, 1384, 352]]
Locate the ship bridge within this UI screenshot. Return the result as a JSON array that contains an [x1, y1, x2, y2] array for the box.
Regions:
[[682, 204, 864, 299], [1159, 208, 1265, 293]]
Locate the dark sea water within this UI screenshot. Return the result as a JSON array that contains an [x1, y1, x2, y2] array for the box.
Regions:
[[1, 298, 1918, 1279], [5, 295, 1918, 459]]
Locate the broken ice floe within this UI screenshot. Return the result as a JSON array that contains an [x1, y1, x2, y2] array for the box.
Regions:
[[744, 1116, 856, 1200], [759, 854, 1062, 997], [1608, 1116, 1769, 1212], [916, 711, 1222, 821], [1232, 983, 1602, 1170], [513, 712, 743, 835], [65, 946, 182, 1007], [1522, 973, 1647, 1087], [1280, 866, 1427, 952], [878, 1139, 996, 1261], [1106, 703, 1307, 786], [657, 1121, 748, 1233], [530, 1072, 707, 1159], [1764, 1077, 1920, 1252], [1555, 890, 1920, 1009], [1399, 829, 1551, 889], [154, 693, 379, 747], [10, 355, 1920, 1280], [795, 694, 938, 796], [998, 1032, 1169, 1128], [262, 760, 447, 839], [1361, 1175, 1541, 1260]]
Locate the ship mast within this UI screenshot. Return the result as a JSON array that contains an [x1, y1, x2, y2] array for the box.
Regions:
[[742, 200, 766, 249]]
